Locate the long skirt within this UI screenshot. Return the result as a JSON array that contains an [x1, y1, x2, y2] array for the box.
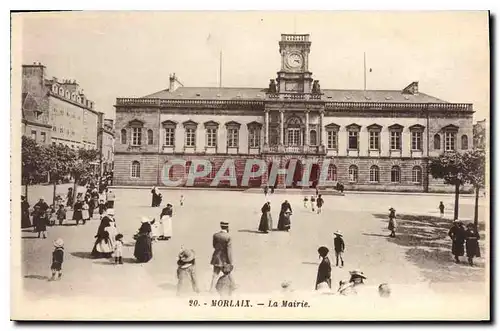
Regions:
[[91, 237, 113, 258], [72, 210, 83, 221], [134, 235, 153, 263], [21, 212, 31, 228], [277, 213, 291, 231], [82, 209, 89, 220], [451, 240, 465, 256], [258, 212, 273, 232], [466, 239, 481, 258], [160, 215, 173, 238]]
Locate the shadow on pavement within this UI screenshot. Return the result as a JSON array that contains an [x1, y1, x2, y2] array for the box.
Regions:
[[371, 213, 486, 284], [238, 229, 266, 234], [24, 275, 50, 281], [301, 262, 319, 265], [70, 252, 94, 259]]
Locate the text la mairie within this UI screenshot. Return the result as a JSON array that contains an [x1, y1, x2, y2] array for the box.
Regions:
[[114, 34, 473, 192]]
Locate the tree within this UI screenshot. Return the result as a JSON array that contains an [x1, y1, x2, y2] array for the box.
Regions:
[[429, 152, 468, 220], [69, 148, 100, 205], [463, 149, 486, 230], [21, 136, 44, 200], [40, 144, 77, 206]]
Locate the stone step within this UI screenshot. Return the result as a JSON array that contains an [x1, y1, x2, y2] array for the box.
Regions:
[[243, 188, 345, 196]]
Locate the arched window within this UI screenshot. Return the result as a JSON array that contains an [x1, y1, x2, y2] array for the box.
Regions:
[[131, 161, 141, 178], [391, 166, 401, 183], [433, 134, 441, 150], [120, 129, 127, 144], [412, 166, 422, 184], [52, 85, 58, 93], [327, 164, 337, 181], [147, 129, 154, 145], [59, 87, 64, 95], [65, 91, 70, 99], [461, 135, 468, 150], [310, 130, 318, 146], [348, 165, 358, 183], [369, 165, 380, 183]]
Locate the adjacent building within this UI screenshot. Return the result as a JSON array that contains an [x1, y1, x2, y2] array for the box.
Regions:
[[113, 34, 474, 192], [100, 119, 115, 174], [473, 119, 486, 150]]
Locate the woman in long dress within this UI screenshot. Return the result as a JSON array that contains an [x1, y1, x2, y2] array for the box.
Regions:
[[277, 200, 292, 231], [90, 212, 115, 258], [151, 187, 158, 207], [465, 223, 481, 266], [159, 204, 173, 240], [315, 246, 332, 290], [21, 196, 31, 229], [134, 218, 153, 263], [73, 199, 83, 225], [258, 202, 272, 233]]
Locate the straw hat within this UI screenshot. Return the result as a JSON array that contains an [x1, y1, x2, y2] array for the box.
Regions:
[[334, 230, 342, 236], [53, 238, 64, 248], [349, 270, 367, 279], [141, 216, 150, 223], [220, 221, 229, 228]]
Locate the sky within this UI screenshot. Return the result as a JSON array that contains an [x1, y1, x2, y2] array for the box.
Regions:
[[16, 11, 489, 121]]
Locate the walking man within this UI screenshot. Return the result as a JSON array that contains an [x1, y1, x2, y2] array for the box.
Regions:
[[210, 221, 233, 292], [333, 231, 345, 267]]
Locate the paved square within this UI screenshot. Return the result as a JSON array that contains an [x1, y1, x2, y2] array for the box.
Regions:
[[21, 187, 487, 301]]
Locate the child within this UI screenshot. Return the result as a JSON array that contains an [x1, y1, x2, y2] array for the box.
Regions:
[[316, 195, 324, 214], [98, 199, 107, 218], [177, 248, 199, 296], [303, 196, 308, 208], [50, 238, 64, 281], [180, 195, 185, 207], [216, 264, 236, 298], [310, 195, 316, 212], [378, 283, 391, 298], [82, 200, 90, 222], [333, 231, 345, 267], [48, 205, 57, 226], [56, 204, 66, 226], [439, 201, 445, 218], [113, 234, 124, 264], [388, 207, 397, 238]]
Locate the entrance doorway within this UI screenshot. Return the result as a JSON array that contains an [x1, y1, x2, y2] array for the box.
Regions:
[[310, 163, 320, 188]]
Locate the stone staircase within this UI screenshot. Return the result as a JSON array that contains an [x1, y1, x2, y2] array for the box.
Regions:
[[243, 187, 344, 196]]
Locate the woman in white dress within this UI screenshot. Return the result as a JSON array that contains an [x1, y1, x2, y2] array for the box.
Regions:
[[158, 204, 173, 240]]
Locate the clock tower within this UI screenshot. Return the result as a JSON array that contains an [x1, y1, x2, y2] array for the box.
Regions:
[[276, 34, 313, 94]]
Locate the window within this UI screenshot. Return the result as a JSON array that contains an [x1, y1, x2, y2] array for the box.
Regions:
[[327, 164, 337, 181], [433, 134, 441, 150], [348, 165, 358, 183], [369, 165, 380, 183], [227, 128, 239, 148], [132, 127, 142, 146], [41, 132, 46, 143], [131, 161, 141, 178], [185, 128, 196, 147], [412, 166, 422, 184], [327, 131, 338, 149], [206, 128, 217, 147], [31, 130, 37, 140], [461, 135, 468, 150], [165, 128, 175, 146], [411, 131, 423, 150], [121, 129, 127, 144], [445, 132, 456, 151], [248, 128, 261, 148], [310, 130, 318, 146], [60, 127, 64, 133], [390, 131, 402, 150], [348, 131, 358, 149], [147, 129, 154, 145], [287, 128, 301, 146], [391, 166, 401, 183], [369, 131, 380, 150]]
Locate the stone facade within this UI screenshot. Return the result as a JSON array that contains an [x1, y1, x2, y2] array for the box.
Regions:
[[113, 34, 474, 192]]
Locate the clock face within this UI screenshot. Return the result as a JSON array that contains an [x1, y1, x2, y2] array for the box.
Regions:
[[287, 53, 303, 69]]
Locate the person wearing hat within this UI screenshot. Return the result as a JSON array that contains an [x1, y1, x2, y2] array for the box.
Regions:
[[72, 197, 84, 226], [258, 201, 273, 233], [333, 231, 345, 267], [337, 270, 367, 295], [177, 248, 199, 296], [158, 203, 174, 240], [277, 200, 292, 231], [34, 197, 49, 214], [448, 220, 466, 263], [21, 195, 31, 229], [465, 223, 481, 266], [388, 207, 397, 237], [50, 238, 64, 281], [134, 216, 153, 263], [106, 188, 115, 209], [315, 246, 332, 290], [90, 210, 115, 258], [210, 221, 233, 292]]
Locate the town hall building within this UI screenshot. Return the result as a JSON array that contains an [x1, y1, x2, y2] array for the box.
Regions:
[[114, 34, 474, 192]]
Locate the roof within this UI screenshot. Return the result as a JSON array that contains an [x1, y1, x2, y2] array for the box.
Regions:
[[143, 86, 448, 103]]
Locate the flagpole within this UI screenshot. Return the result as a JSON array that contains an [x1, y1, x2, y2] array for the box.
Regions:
[[363, 52, 366, 91], [219, 50, 222, 88]]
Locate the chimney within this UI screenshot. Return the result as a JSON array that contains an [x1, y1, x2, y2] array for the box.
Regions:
[[169, 73, 184, 92], [402, 81, 419, 95]]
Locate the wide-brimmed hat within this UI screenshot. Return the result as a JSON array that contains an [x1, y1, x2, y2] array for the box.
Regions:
[[220, 221, 229, 228], [349, 270, 367, 279], [167, 203, 172, 207], [106, 209, 115, 215], [318, 246, 329, 256], [334, 230, 343, 236], [141, 216, 150, 223], [53, 238, 64, 248], [389, 207, 395, 211], [178, 249, 195, 263]]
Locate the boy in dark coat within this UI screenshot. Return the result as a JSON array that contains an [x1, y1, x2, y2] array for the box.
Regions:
[[50, 238, 64, 281], [316, 195, 324, 214], [56, 205, 66, 226], [333, 231, 345, 267]]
